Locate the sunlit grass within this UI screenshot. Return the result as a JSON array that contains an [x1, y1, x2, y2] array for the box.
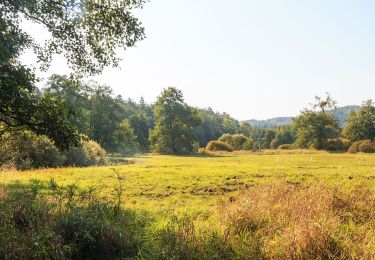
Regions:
[[1, 151, 374, 213]]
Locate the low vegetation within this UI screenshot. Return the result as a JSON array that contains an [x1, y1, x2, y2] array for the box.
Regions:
[[206, 141, 234, 152], [0, 132, 106, 170], [1, 152, 375, 258]]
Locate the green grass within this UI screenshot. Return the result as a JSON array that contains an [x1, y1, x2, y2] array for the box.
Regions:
[[2, 150, 375, 258], [1, 151, 374, 212]]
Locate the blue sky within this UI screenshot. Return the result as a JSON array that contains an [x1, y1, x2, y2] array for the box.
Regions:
[[21, 0, 375, 120]]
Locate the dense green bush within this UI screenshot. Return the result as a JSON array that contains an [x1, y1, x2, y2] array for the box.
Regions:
[[206, 141, 234, 152], [324, 138, 352, 152], [0, 132, 107, 169], [348, 140, 375, 153], [65, 140, 107, 167], [218, 134, 254, 151], [0, 132, 65, 170], [0, 182, 150, 259]]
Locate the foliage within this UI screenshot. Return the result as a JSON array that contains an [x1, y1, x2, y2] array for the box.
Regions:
[[293, 94, 340, 149], [205, 141, 234, 152], [348, 140, 375, 154], [150, 87, 201, 154], [218, 134, 254, 150], [270, 125, 295, 149], [0, 132, 106, 169], [343, 100, 375, 141], [324, 138, 352, 152], [0, 131, 65, 169], [0, 182, 150, 259], [277, 144, 294, 150], [1, 0, 144, 149], [250, 128, 276, 149], [193, 108, 240, 147], [65, 139, 107, 167]]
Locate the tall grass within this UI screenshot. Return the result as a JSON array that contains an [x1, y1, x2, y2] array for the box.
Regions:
[[156, 182, 375, 259], [0, 181, 150, 259]]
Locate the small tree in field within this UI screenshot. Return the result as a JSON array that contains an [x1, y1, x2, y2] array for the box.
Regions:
[[150, 87, 201, 154], [293, 93, 340, 150], [343, 100, 375, 141]]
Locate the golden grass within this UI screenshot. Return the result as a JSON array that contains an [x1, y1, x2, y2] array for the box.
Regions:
[[220, 182, 375, 259]]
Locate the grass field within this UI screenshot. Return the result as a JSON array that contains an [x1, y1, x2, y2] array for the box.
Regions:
[[1, 150, 375, 211], [2, 151, 375, 258]]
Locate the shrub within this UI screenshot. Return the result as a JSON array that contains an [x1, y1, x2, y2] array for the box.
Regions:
[[348, 140, 375, 153], [206, 141, 233, 152], [348, 141, 361, 154], [218, 134, 254, 151], [0, 132, 65, 170], [324, 138, 352, 152], [278, 144, 293, 150], [65, 140, 106, 167], [359, 140, 375, 153]]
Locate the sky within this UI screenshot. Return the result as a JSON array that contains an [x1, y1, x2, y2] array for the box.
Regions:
[[21, 0, 375, 120]]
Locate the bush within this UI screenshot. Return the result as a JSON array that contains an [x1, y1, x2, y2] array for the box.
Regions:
[[348, 140, 375, 153], [278, 144, 294, 150], [218, 134, 254, 151], [359, 140, 375, 153], [0, 132, 65, 170], [65, 140, 106, 167], [324, 138, 352, 152], [348, 141, 361, 154], [206, 141, 234, 152]]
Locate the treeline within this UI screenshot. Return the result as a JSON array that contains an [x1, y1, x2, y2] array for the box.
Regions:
[[0, 75, 246, 168], [1, 76, 374, 170]]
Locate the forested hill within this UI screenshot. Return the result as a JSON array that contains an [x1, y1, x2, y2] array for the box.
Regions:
[[244, 105, 360, 127]]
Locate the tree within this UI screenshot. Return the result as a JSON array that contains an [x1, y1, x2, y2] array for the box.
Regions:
[[343, 100, 375, 141], [129, 113, 151, 152], [150, 87, 201, 154], [293, 94, 340, 149], [270, 125, 295, 149], [1, 0, 145, 149]]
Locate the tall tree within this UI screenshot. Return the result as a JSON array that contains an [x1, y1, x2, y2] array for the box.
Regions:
[[0, 0, 145, 149], [343, 100, 375, 141], [293, 94, 340, 149], [150, 87, 201, 154]]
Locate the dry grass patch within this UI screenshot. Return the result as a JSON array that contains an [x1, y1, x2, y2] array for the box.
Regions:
[[220, 182, 375, 259]]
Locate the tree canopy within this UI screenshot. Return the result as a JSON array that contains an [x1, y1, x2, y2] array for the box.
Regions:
[[0, 0, 145, 149], [343, 100, 375, 141], [150, 87, 201, 154], [293, 94, 340, 150]]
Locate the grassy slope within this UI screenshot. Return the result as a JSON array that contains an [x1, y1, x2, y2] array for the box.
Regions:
[[1, 151, 374, 213]]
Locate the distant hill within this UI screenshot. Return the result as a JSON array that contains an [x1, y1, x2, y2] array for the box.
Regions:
[[244, 105, 359, 128]]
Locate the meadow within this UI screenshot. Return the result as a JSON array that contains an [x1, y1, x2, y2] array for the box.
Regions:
[[1, 151, 375, 211], [1, 151, 375, 259]]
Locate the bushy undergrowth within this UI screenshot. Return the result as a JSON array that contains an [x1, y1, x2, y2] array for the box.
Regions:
[[205, 141, 234, 152], [348, 139, 375, 153], [65, 140, 106, 167], [0, 132, 106, 169], [277, 144, 294, 150], [218, 134, 254, 151], [0, 181, 150, 259], [324, 138, 352, 152]]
